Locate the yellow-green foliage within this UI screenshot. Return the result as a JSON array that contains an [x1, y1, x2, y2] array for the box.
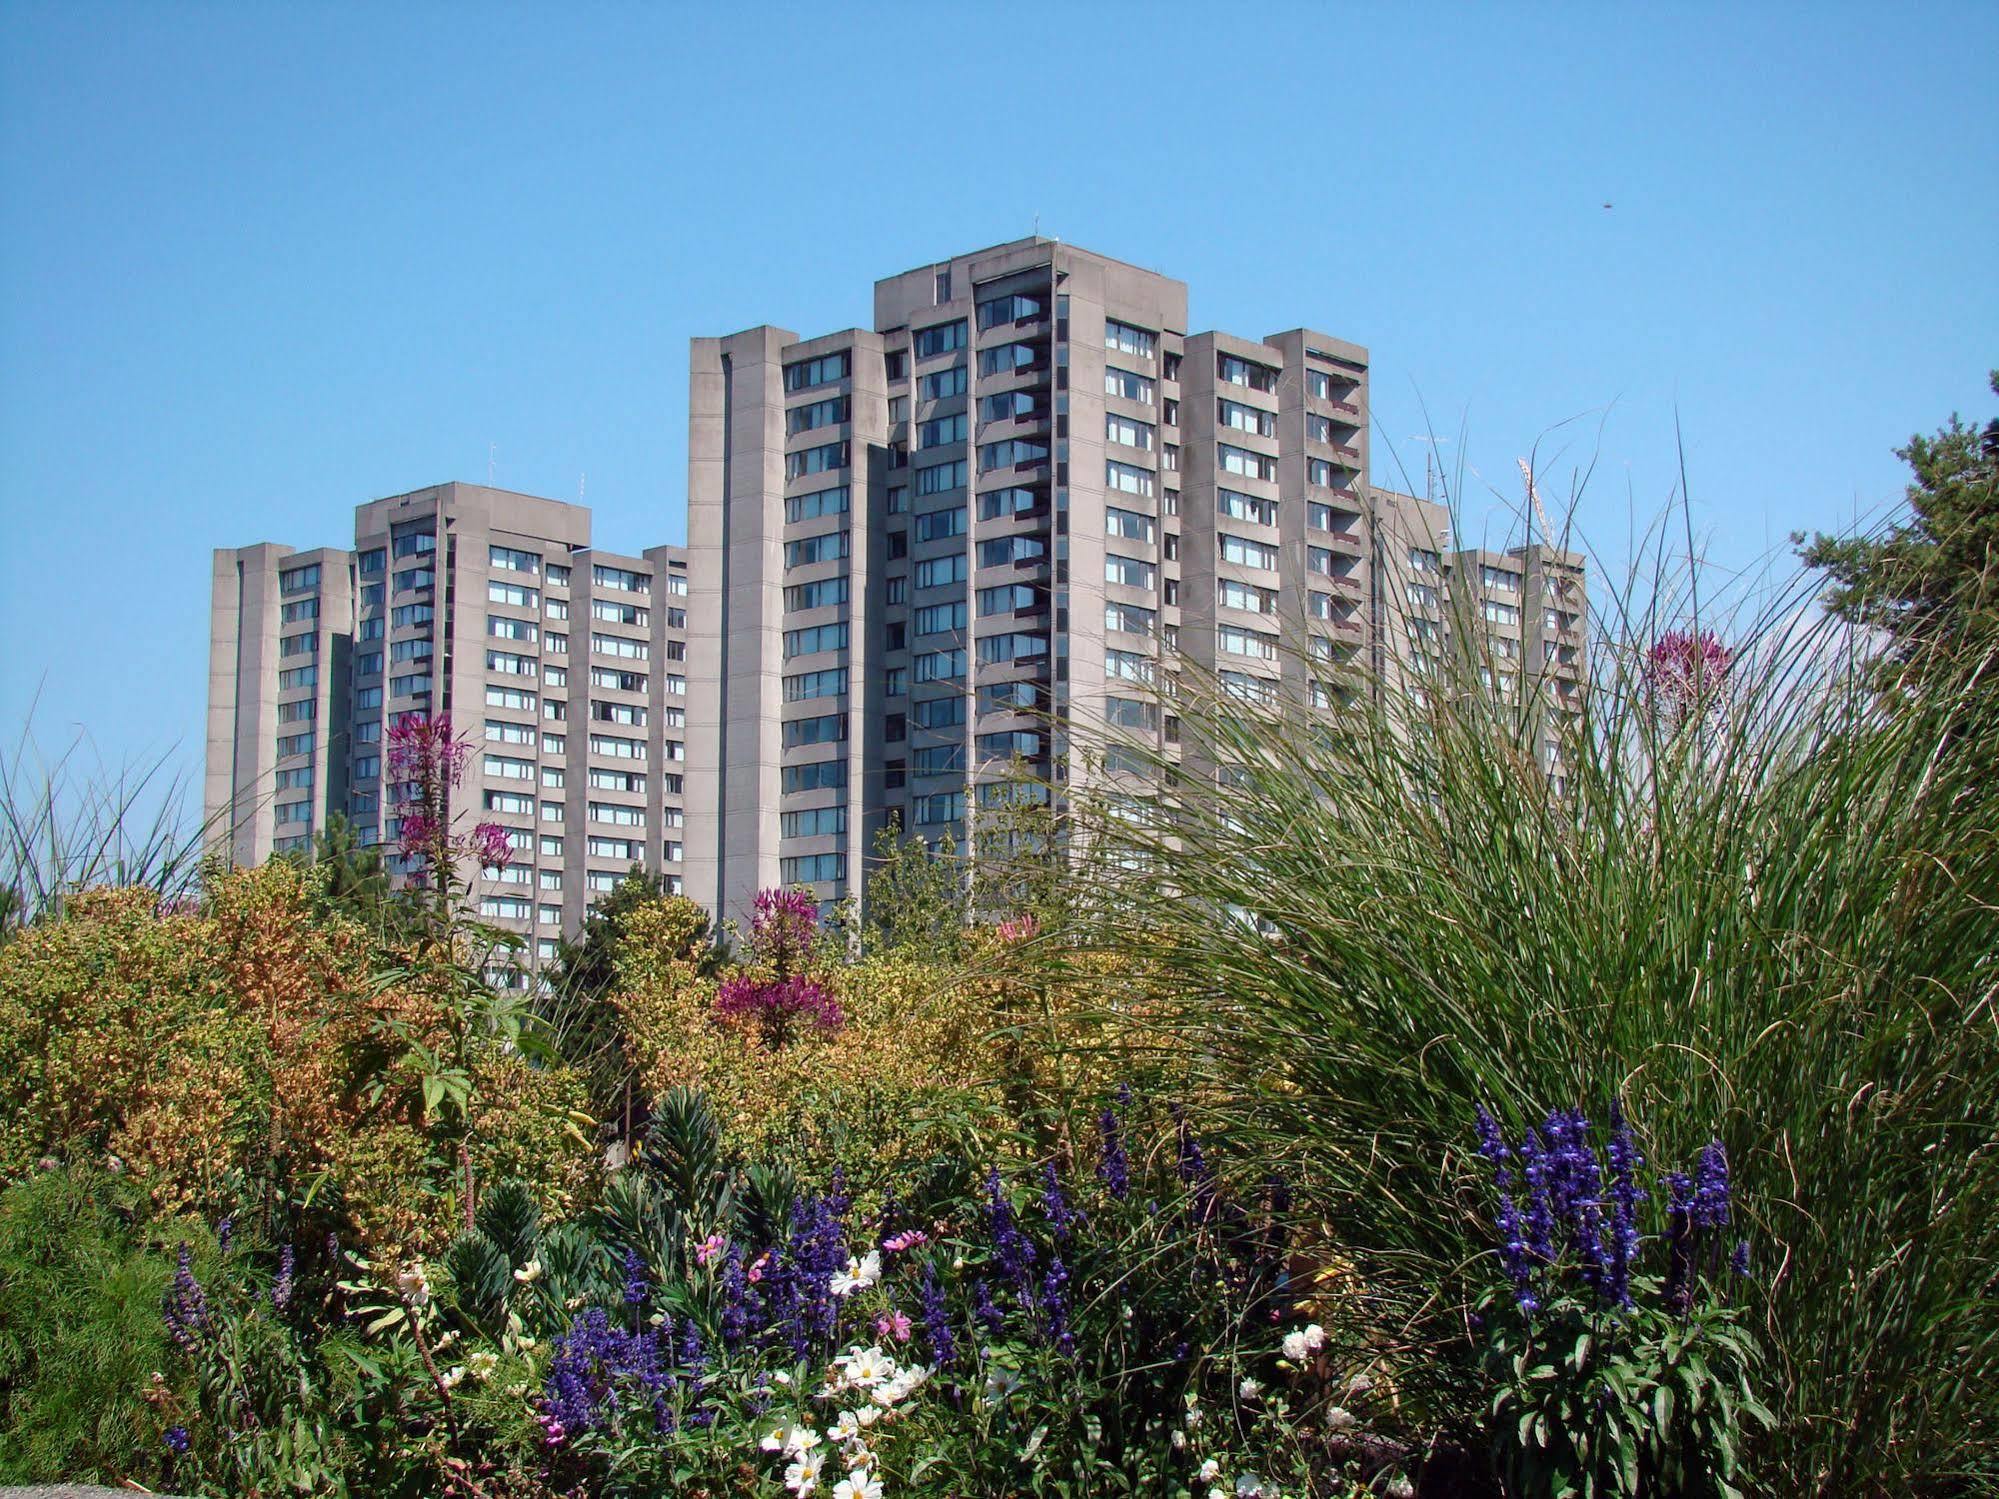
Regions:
[[611, 901, 1004, 1194], [0, 862, 596, 1253]]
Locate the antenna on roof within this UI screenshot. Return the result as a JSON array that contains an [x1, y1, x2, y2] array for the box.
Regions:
[[1032, 212, 1040, 237], [579, 471, 586, 505]]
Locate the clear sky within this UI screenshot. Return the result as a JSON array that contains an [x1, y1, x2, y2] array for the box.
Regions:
[[2, 2, 1994, 801]]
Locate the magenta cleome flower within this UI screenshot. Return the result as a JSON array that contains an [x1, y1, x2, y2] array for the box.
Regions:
[[1645, 628, 1734, 728], [472, 820, 515, 870]]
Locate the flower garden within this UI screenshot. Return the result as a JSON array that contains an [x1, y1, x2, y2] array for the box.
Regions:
[[1, 581, 1995, 1497]]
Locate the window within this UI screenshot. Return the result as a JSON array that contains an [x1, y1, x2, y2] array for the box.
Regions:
[[1220, 579, 1278, 614], [281, 598, 320, 624], [1105, 506, 1156, 544], [978, 438, 1048, 472], [589, 667, 647, 693], [1219, 671, 1275, 704], [1105, 648, 1153, 683], [978, 631, 1047, 664], [1481, 565, 1522, 593], [916, 459, 967, 496], [491, 545, 540, 574], [541, 765, 566, 788], [589, 802, 646, 827], [1104, 319, 1156, 358], [276, 731, 314, 757], [913, 792, 966, 827], [279, 563, 321, 592], [784, 350, 850, 391], [983, 680, 1039, 713], [1219, 444, 1279, 482], [787, 395, 849, 434], [1309, 546, 1340, 577], [978, 583, 1036, 616], [1407, 582, 1442, 610], [979, 535, 1045, 568], [912, 695, 964, 729], [1219, 534, 1277, 571], [786, 441, 848, 480], [913, 743, 964, 774], [360, 583, 384, 609], [488, 616, 538, 642], [1104, 366, 1154, 404], [484, 754, 534, 781], [781, 852, 845, 884], [914, 506, 966, 542], [784, 485, 849, 524], [1105, 696, 1157, 730], [275, 765, 316, 791], [1106, 413, 1155, 450], [784, 576, 849, 612], [782, 759, 848, 793], [484, 789, 533, 816], [782, 806, 848, 838], [1218, 488, 1279, 526], [1106, 459, 1155, 497], [1307, 369, 1332, 400], [976, 291, 1044, 328], [915, 554, 967, 589], [784, 667, 849, 701], [784, 622, 850, 657], [1483, 600, 1522, 627], [589, 733, 645, 759], [1307, 413, 1333, 443], [391, 603, 434, 630], [1308, 458, 1345, 488], [915, 600, 968, 634], [914, 649, 965, 683], [933, 269, 952, 303], [785, 532, 849, 568], [1219, 398, 1279, 437], [590, 700, 648, 726], [1104, 553, 1155, 590], [392, 529, 436, 559], [978, 342, 1039, 377], [913, 321, 967, 358], [278, 663, 318, 690], [590, 633, 648, 660], [486, 719, 535, 745], [358, 549, 385, 575], [783, 713, 846, 748], [919, 365, 968, 401], [1219, 623, 1279, 661], [350, 755, 377, 782], [544, 698, 567, 721], [884, 667, 907, 697], [1310, 591, 1337, 620], [1218, 354, 1278, 392], [591, 601, 648, 627], [395, 566, 434, 593], [1105, 601, 1156, 635], [280, 632, 318, 658], [589, 768, 645, 792], [543, 732, 565, 754]]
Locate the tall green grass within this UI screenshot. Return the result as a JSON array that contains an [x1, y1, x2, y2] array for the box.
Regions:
[[1045, 534, 1998, 1491], [0, 714, 206, 935]]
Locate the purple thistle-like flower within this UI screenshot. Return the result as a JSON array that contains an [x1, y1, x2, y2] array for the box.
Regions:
[[622, 1247, 648, 1306], [1041, 1256, 1075, 1355], [163, 1243, 210, 1348], [163, 1425, 190, 1454], [1730, 1239, 1752, 1278], [918, 1261, 955, 1367], [215, 1217, 234, 1257], [271, 1243, 296, 1311], [1097, 1107, 1130, 1200], [472, 820, 515, 870]]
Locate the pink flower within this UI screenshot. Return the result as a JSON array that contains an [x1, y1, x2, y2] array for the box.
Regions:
[[747, 1253, 769, 1284], [876, 1311, 912, 1343], [882, 1230, 929, 1253], [695, 1233, 726, 1267], [995, 913, 1038, 943], [472, 821, 515, 870], [1646, 628, 1734, 727]]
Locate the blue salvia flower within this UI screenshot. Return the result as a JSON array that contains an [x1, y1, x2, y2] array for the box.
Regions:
[[719, 1245, 749, 1347], [919, 1261, 956, 1367], [1097, 1108, 1131, 1200], [972, 1277, 1005, 1337], [1040, 1255, 1075, 1355], [163, 1243, 210, 1348], [1662, 1171, 1695, 1314], [622, 1247, 648, 1306], [1604, 1102, 1644, 1310], [985, 1168, 1037, 1297], [1041, 1160, 1079, 1242], [1474, 1104, 1514, 1189], [1494, 1188, 1535, 1312], [215, 1217, 233, 1257], [271, 1243, 296, 1311], [163, 1425, 190, 1454], [1693, 1140, 1731, 1232], [1519, 1129, 1556, 1263], [1730, 1239, 1751, 1278]]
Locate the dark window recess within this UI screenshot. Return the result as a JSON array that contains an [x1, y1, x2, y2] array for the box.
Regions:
[[1056, 415, 1069, 439], [885, 714, 906, 742], [885, 760, 906, 790], [886, 532, 908, 560], [886, 623, 906, 651]]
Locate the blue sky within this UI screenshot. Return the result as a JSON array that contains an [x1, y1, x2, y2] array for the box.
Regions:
[[2, 2, 1994, 798]]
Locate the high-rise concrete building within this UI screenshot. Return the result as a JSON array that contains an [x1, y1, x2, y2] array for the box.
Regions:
[[208, 482, 689, 979], [208, 239, 1588, 943]]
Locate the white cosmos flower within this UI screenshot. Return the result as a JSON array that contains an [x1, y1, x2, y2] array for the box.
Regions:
[[1199, 1457, 1223, 1481], [834, 1346, 894, 1387], [511, 1259, 543, 1284], [760, 1418, 814, 1454], [855, 1404, 882, 1427], [830, 1410, 865, 1443], [832, 1467, 882, 1499], [828, 1251, 884, 1298], [784, 1449, 826, 1495]]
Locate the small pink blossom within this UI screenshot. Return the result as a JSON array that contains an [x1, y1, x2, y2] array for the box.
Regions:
[[747, 1253, 769, 1284], [695, 1233, 726, 1267], [876, 1311, 912, 1343], [472, 820, 515, 870], [995, 913, 1038, 943], [882, 1230, 929, 1253]]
